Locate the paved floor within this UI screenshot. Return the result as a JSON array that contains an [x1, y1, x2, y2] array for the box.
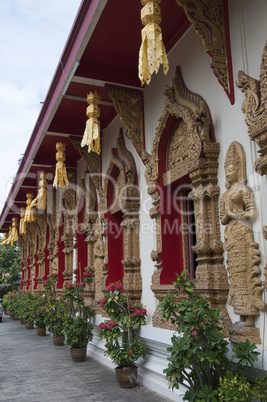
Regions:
[[0, 315, 171, 402]]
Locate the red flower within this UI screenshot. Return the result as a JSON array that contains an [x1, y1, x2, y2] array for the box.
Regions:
[[107, 283, 115, 291], [129, 350, 133, 355], [101, 298, 106, 308]]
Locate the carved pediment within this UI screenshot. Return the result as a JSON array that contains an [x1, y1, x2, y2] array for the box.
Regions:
[[161, 67, 213, 185]]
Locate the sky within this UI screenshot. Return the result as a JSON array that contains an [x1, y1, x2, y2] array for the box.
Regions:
[[0, 0, 81, 217]]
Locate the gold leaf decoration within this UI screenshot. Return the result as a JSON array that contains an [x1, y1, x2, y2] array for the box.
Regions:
[[138, 0, 169, 86], [81, 92, 101, 155], [7, 217, 18, 246], [19, 208, 27, 235], [31, 172, 47, 210], [24, 193, 36, 223], [53, 142, 69, 189]]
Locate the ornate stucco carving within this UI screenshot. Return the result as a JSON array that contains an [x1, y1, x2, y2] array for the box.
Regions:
[[102, 130, 142, 303], [220, 141, 264, 344], [71, 138, 101, 191], [61, 170, 76, 286], [143, 66, 230, 333], [175, 0, 234, 104], [35, 213, 47, 292], [93, 218, 105, 306], [107, 86, 144, 157], [236, 41, 267, 176]]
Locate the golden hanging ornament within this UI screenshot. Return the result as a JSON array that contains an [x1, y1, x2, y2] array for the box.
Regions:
[[24, 193, 36, 223], [7, 217, 18, 246], [0, 233, 8, 245], [138, 0, 169, 86], [81, 92, 101, 155], [53, 142, 69, 188], [19, 208, 27, 235], [31, 172, 47, 210]]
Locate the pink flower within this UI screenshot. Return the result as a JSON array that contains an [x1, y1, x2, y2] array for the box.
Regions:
[[192, 330, 199, 340], [193, 309, 199, 313], [199, 321, 204, 327], [129, 350, 133, 355], [101, 298, 106, 308]]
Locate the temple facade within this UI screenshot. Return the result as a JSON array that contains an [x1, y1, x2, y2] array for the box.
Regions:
[[1, 0, 267, 399]]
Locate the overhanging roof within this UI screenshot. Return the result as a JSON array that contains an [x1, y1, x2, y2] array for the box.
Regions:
[[0, 0, 192, 232]]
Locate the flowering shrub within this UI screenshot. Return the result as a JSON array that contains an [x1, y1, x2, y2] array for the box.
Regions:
[[43, 275, 67, 336], [98, 281, 147, 368], [32, 297, 49, 329], [159, 270, 260, 401], [62, 270, 94, 349]]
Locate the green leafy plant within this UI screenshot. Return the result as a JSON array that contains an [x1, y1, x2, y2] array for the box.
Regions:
[[32, 296, 49, 329], [251, 376, 267, 401], [217, 371, 252, 401], [98, 282, 147, 368], [159, 270, 260, 401], [43, 275, 67, 336], [62, 270, 94, 349]]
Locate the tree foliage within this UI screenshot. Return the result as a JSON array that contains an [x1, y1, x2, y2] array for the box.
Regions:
[[0, 238, 21, 285]]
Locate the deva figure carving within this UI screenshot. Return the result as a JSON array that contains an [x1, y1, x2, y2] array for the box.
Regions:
[[220, 141, 264, 340]]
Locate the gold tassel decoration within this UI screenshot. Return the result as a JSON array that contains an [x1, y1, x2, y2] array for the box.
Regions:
[[19, 208, 27, 235], [81, 92, 101, 155], [31, 172, 47, 210], [138, 0, 169, 86], [0, 233, 8, 245], [7, 217, 18, 246], [24, 193, 36, 223], [53, 142, 69, 188]]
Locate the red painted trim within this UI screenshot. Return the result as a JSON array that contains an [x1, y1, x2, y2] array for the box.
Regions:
[[0, 0, 102, 228]]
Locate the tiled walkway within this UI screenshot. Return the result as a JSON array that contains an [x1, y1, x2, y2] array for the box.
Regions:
[[0, 315, 171, 401]]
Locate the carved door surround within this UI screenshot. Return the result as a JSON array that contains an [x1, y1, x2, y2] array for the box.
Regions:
[[18, 234, 29, 292], [102, 130, 142, 303], [25, 221, 38, 293], [74, 177, 98, 305], [35, 213, 47, 293], [236, 41, 267, 291], [144, 67, 230, 332]]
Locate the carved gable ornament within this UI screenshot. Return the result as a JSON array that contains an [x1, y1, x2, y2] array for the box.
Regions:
[[176, 0, 234, 104], [237, 41, 267, 176], [107, 86, 144, 157]]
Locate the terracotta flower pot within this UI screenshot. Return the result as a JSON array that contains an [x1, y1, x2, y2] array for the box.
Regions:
[[36, 327, 46, 336], [13, 316, 19, 321], [53, 335, 65, 346], [70, 347, 87, 362], [25, 322, 34, 330], [20, 319, 26, 325], [115, 366, 138, 388]]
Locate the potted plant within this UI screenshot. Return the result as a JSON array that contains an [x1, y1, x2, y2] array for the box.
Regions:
[[63, 270, 94, 362], [2, 292, 12, 315], [17, 292, 36, 329], [98, 282, 147, 388], [32, 296, 48, 336], [158, 270, 260, 401], [43, 275, 67, 345]]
